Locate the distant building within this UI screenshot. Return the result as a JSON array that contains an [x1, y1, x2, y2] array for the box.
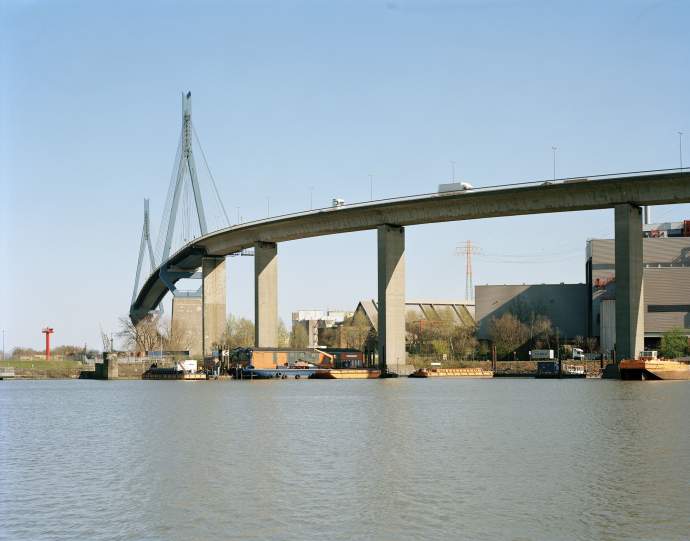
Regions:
[[330, 299, 475, 359], [352, 299, 475, 331], [475, 284, 588, 340], [291, 310, 353, 348]]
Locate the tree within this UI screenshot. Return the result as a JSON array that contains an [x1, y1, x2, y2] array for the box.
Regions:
[[220, 315, 255, 349], [530, 315, 553, 349], [451, 325, 479, 360], [660, 328, 688, 359], [488, 313, 528, 359], [585, 336, 599, 354], [277, 318, 290, 347], [118, 315, 163, 352], [290, 324, 309, 348]]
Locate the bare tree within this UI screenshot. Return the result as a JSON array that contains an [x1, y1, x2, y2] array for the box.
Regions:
[[488, 313, 528, 359], [118, 315, 162, 353], [451, 325, 479, 360], [585, 336, 599, 354]]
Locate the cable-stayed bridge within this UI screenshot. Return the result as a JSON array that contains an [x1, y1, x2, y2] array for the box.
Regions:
[[130, 93, 690, 371]]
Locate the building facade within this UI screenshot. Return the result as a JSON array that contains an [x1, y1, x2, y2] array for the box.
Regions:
[[475, 284, 588, 340], [291, 310, 353, 348], [587, 235, 690, 349]]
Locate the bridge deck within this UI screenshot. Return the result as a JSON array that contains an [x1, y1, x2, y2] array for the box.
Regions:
[[131, 170, 690, 321]]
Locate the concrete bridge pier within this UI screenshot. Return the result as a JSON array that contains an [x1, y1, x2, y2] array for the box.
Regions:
[[377, 224, 406, 374], [614, 204, 644, 361], [202, 256, 227, 358], [255, 241, 278, 347]]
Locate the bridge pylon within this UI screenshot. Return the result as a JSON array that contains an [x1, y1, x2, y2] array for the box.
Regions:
[[132, 198, 157, 306], [162, 91, 209, 264]]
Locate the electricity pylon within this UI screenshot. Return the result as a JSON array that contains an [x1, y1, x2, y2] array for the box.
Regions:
[[456, 240, 480, 302]]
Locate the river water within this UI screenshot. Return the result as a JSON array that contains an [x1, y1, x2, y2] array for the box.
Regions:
[[1, 379, 688, 541]]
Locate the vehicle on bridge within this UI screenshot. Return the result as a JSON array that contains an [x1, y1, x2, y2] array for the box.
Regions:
[[438, 181, 474, 193]]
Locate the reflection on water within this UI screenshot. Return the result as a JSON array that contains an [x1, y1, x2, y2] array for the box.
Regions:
[[1, 379, 688, 540]]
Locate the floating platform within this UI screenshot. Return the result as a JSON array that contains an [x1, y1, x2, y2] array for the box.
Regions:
[[310, 369, 381, 379], [619, 359, 690, 380], [408, 367, 494, 378]]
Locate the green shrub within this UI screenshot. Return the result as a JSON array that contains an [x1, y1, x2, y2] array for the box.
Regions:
[[660, 328, 688, 359]]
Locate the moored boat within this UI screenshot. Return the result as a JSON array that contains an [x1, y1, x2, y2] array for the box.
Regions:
[[619, 358, 690, 380], [310, 369, 381, 379], [560, 363, 586, 378], [409, 367, 494, 378], [241, 367, 317, 379], [142, 367, 207, 380]]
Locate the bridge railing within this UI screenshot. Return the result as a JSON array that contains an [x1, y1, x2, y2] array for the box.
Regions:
[[200, 167, 686, 237]]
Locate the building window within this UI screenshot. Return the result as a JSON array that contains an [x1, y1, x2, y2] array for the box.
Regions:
[[647, 305, 690, 313]]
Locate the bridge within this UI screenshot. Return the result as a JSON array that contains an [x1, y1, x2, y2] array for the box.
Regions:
[[130, 93, 690, 372]]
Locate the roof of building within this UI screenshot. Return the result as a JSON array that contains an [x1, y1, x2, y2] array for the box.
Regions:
[[354, 299, 476, 331]]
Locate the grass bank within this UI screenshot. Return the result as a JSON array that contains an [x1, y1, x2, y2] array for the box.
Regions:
[[1, 359, 87, 378]]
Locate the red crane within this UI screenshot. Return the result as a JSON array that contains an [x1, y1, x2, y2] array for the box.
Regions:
[[42, 327, 54, 360]]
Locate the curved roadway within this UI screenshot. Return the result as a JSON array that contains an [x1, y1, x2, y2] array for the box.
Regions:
[[131, 170, 690, 322]]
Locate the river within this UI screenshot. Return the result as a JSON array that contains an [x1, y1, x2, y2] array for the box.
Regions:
[[1, 379, 688, 540]]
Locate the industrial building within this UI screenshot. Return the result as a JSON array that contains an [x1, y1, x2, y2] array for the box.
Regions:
[[475, 220, 690, 354], [475, 284, 588, 340], [587, 229, 690, 351]]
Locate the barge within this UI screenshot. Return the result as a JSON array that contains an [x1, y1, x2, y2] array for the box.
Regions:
[[310, 369, 381, 379], [619, 358, 690, 380], [408, 367, 494, 378]]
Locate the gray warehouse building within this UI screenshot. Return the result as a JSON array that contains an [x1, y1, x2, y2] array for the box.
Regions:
[[476, 283, 588, 340], [476, 221, 690, 352]]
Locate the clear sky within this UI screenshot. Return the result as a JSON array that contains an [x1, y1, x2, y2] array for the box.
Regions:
[[1, 0, 689, 352]]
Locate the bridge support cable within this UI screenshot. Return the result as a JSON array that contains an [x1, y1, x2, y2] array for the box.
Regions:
[[132, 199, 157, 306], [193, 125, 231, 228]]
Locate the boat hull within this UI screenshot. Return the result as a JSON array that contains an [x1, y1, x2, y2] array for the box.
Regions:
[[619, 359, 690, 380], [142, 370, 206, 380], [241, 368, 316, 379], [310, 369, 381, 379]]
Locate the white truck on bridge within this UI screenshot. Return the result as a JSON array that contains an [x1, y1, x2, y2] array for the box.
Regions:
[[438, 182, 474, 193]]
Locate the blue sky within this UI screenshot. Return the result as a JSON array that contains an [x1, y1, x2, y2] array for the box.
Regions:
[[1, 0, 688, 352]]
